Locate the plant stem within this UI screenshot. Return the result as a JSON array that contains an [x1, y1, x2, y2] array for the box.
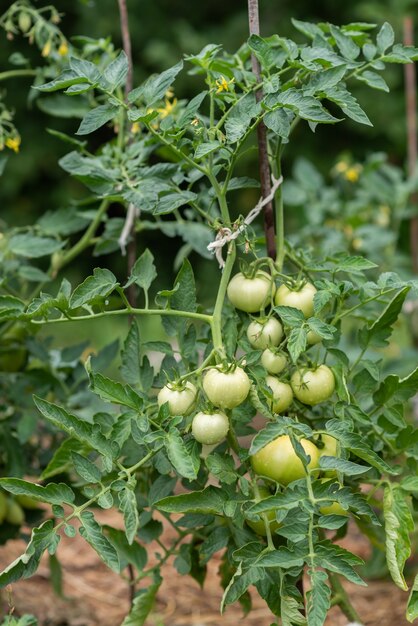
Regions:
[[329, 572, 363, 623], [274, 148, 284, 270], [0, 69, 37, 81], [211, 243, 236, 355], [30, 306, 213, 326], [403, 16, 418, 274], [247, 0, 276, 259]]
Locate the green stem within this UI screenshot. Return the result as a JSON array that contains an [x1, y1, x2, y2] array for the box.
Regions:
[[329, 572, 363, 623], [146, 124, 207, 175], [30, 306, 213, 326], [0, 69, 37, 81], [210, 242, 236, 355], [332, 287, 398, 323], [209, 174, 230, 223], [274, 150, 284, 270]]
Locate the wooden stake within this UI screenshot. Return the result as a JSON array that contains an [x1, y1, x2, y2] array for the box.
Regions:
[[404, 16, 418, 273]]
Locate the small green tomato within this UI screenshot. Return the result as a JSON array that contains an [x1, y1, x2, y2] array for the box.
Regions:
[[266, 375, 293, 413], [261, 348, 287, 375], [203, 365, 250, 409], [247, 318, 283, 350], [290, 365, 335, 406], [157, 381, 197, 416], [227, 271, 275, 313], [191, 411, 229, 445], [251, 435, 320, 485], [275, 282, 317, 318]]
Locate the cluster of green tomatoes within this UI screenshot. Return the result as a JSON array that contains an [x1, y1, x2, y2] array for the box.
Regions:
[[157, 269, 346, 530]]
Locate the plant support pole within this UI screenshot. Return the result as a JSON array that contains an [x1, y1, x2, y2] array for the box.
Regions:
[[404, 16, 418, 273], [247, 0, 276, 259], [117, 0, 138, 307]]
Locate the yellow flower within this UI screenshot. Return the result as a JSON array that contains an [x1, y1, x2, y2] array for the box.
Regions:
[[191, 118, 200, 127], [165, 88, 174, 99], [5, 136, 21, 153], [344, 166, 361, 183], [156, 97, 178, 118], [215, 76, 234, 94], [131, 122, 140, 134], [334, 161, 348, 173], [58, 41, 68, 56], [41, 40, 52, 57]]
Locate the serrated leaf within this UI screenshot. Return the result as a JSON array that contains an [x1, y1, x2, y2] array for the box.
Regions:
[[325, 86, 372, 126], [128, 61, 183, 106], [306, 569, 330, 626], [205, 454, 238, 485], [70, 268, 118, 309], [41, 438, 88, 479], [0, 478, 75, 505], [153, 191, 197, 216], [79, 511, 119, 572], [125, 249, 157, 291], [383, 483, 413, 591], [88, 371, 143, 411], [249, 421, 287, 455], [121, 576, 162, 626], [119, 486, 139, 545], [357, 70, 389, 91], [275, 305, 305, 327], [377, 22, 395, 54], [8, 234, 64, 258], [71, 452, 102, 483], [318, 456, 370, 476], [165, 429, 199, 481], [407, 573, 418, 622], [155, 486, 228, 514], [120, 322, 142, 385], [103, 51, 128, 91], [76, 104, 119, 135], [366, 287, 410, 346], [287, 326, 307, 363], [33, 396, 115, 459]]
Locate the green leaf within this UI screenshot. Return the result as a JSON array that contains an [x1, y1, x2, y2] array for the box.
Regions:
[[221, 562, 262, 612], [70, 268, 118, 309], [165, 429, 199, 481], [120, 322, 142, 385], [155, 486, 228, 515], [70, 57, 101, 82], [125, 249, 157, 291], [177, 91, 207, 127], [254, 547, 304, 569], [274, 306, 305, 327], [307, 318, 336, 340], [329, 24, 360, 60], [194, 141, 221, 160], [249, 420, 287, 455], [373, 366, 418, 406], [315, 541, 365, 585], [376, 22, 395, 54], [35, 70, 90, 92], [366, 286, 410, 346], [153, 191, 197, 216], [76, 104, 119, 135], [407, 573, 418, 622], [128, 61, 183, 106], [88, 371, 144, 411], [121, 575, 162, 626], [33, 396, 116, 459], [304, 65, 347, 95], [205, 454, 238, 485], [306, 569, 331, 626], [8, 234, 64, 258], [41, 438, 89, 479], [318, 456, 370, 476], [119, 486, 139, 545], [383, 483, 413, 591], [225, 92, 260, 143], [0, 295, 25, 321], [264, 109, 292, 141], [105, 527, 147, 572], [280, 594, 306, 626], [357, 70, 389, 91], [287, 326, 307, 363], [103, 51, 128, 91], [199, 526, 230, 564], [79, 511, 120, 573], [269, 88, 340, 124], [71, 452, 102, 483], [0, 478, 75, 505], [324, 86, 372, 126]]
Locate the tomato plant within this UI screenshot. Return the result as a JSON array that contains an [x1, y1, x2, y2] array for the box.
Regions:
[[0, 3, 418, 626]]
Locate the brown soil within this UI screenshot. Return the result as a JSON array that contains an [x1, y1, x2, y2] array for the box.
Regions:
[[0, 512, 412, 626]]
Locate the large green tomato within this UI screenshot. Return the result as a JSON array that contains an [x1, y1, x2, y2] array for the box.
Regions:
[[290, 365, 335, 406], [275, 282, 317, 318], [247, 318, 283, 349], [16, 494, 40, 510], [203, 365, 250, 409], [266, 376, 293, 413], [227, 271, 275, 313], [261, 348, 287, 375], [191, 411, 229, 445], [245, 487, 280, 536], [157, 381, 197, 416], [251, 435, 319, 485], [306, 329, 322, 345]]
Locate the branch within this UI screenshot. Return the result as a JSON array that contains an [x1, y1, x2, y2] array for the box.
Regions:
[[117, 0, 133, 95], [247, 0, 276, 259], [403, 16, 418, 274]]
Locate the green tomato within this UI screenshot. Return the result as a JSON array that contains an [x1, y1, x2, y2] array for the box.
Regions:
[[266, 376, 293, 413], [191, 411, 229, 445], [227, 271, 275, 313], [307, 329, 322, 345], [275, 282, 317, 318], [5, 499, 25, 525], [247, 318, 283, 350], [16, 494, 40, 510], [157, 381, 197, 416], [245, 487, 280, 536], [203, 365, 250, 409], [251, 434, 319, 485], [261, 348, 287, 375], [290, 365, 335, 406]]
